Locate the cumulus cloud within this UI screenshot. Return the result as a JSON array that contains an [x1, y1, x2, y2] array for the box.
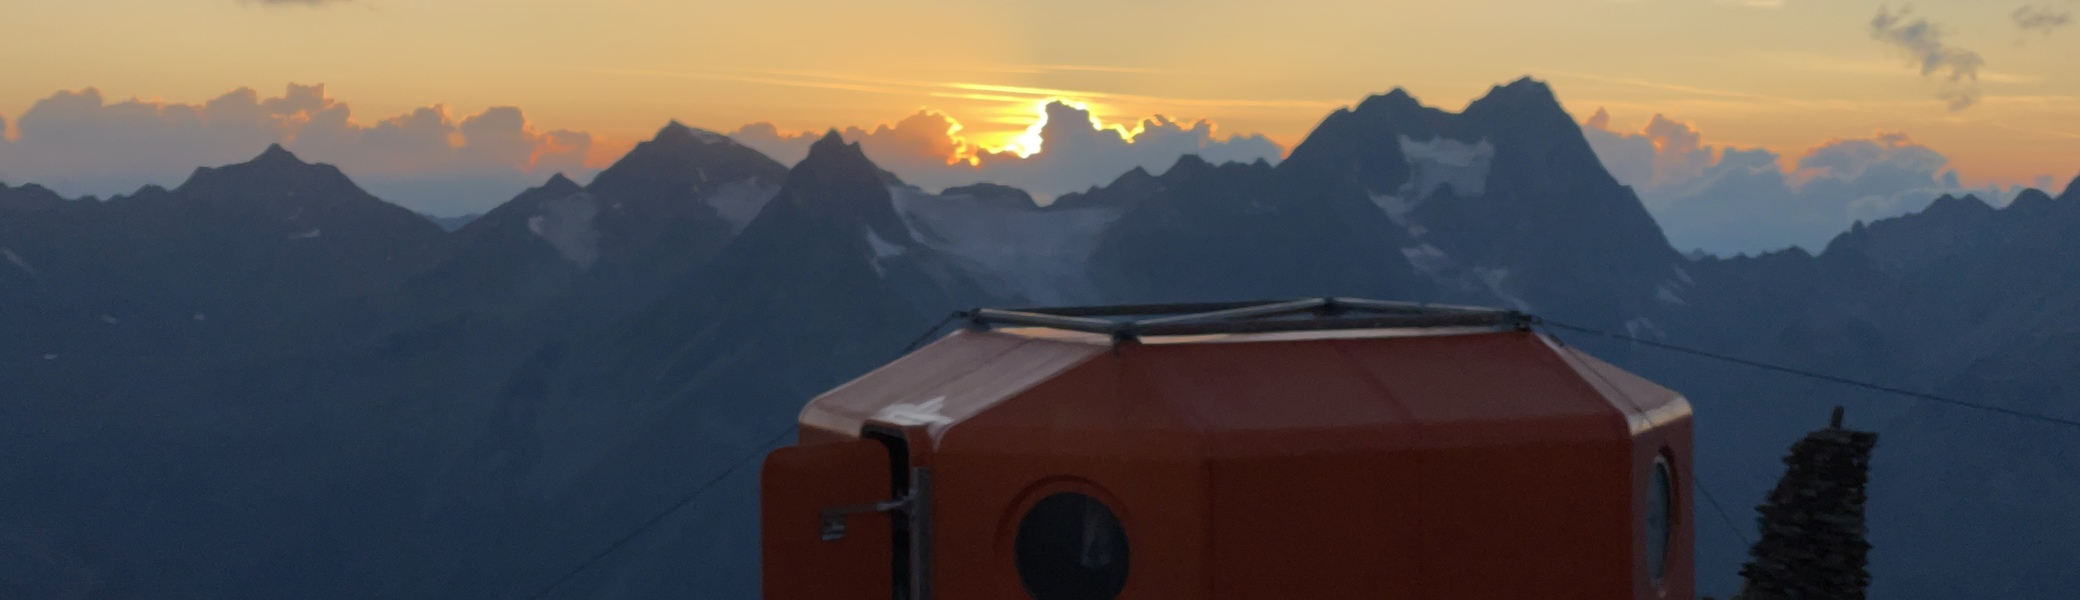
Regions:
[[728, 101, 1283, 201], [2014, 4, 2074, 34], [1869, 5, 1985, 111], [0, 84, 600, 215], [1583, 111, 2017, 255]]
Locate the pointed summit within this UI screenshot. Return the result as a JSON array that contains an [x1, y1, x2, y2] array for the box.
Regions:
[[2062, 174, 2080, 203], [756, 126, 917, 246], [796, 129, 876, 179], [1923, 193, 1994, 217], [587, 120, 788, 210], [1463, 76, 1567, 121], [654, 120, 697, 142], [807, 128, 852, 156], [2008, 187, 2056, 212], [254, 143, 305, 165], [1353, 87, 1424, 114], [1163, 154, 1216, 180], [175, 141, 361, 198], [540, 172, 582, 195], [650, 119, 730, 146]]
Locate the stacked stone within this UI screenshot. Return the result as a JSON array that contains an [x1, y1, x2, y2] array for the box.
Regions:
[[1736, 407, 1878, 600]]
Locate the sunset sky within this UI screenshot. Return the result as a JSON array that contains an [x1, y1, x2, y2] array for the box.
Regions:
[[3, 0, 2077, 235]]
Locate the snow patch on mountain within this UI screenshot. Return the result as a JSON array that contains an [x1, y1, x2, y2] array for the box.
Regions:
[[864, 225, 907, 278], [1402, 244, 1453, 274], [2, 248, 34, 275], [704, 180, 780, 233], [688, 128, 729, 144], [1371, 192, 1423, 224], [1398, 243, 1526, 309], [1656, 283, 1687, 306], [889, 185, 1122, 305], [526, 192, 602, 269], [1400, 135, 1495, 198], [1370, 136, 1493, 236]]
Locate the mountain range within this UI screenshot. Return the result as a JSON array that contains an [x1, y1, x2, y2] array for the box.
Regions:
[[2, 76, 2075, 599]]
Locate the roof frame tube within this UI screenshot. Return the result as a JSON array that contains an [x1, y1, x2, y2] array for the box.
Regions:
[[1131, 298, 1333, 327], [965, 308, 1121, 335]]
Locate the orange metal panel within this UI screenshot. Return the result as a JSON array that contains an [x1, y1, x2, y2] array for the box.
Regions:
[[1335, 332, 1631, 447], [1552, 342, 1697, 600], [1416, 440, 1634, 599], [933, 351, 1214, 600], [799, 330, 1107, 445], [1131, 340, 1423, 600], [760, 439, 895, 600]]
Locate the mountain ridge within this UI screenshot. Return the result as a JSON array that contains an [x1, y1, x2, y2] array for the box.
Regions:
[[2, 78, 2076, 600]]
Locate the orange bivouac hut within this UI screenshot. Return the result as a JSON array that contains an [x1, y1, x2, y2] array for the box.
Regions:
[[761, 298, 1693, 600]]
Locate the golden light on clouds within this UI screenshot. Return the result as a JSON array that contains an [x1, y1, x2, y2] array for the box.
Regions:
[[0, 0, 2073, 190]]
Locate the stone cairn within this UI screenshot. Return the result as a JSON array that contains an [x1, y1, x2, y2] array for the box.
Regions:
[[1733, 406, 1878, 600]]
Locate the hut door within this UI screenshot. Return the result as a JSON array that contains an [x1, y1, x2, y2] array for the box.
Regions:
[[762, 439, 897, 600]]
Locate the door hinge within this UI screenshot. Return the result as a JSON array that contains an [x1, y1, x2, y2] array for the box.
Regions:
[[818, 496, 910, 542]]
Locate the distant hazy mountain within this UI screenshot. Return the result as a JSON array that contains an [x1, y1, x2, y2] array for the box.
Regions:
[[1648, 178, 2080, 599], [425, 212, 481, 231], [1, 79, 2075, 600], [402, 121, 788, 328], [0, 144, 443, 364]]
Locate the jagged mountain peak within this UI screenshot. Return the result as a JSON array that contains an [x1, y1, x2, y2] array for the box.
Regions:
[[1352, 87, 1426, 115], [1924, 193, 1995, 216], [2009, 188, 2057, 211], [254, 143, 301, 165], [652, 120, 729, 145], [0, 180, 72, 211], [1113, 165, 1155, 185], [539, 172, 583, 195], [1818, 192, 1999, 273], [1484, 76, 1560, 103], [681, 126, 948, 291], [1460, 76, 1577, 132], [2062, 175, 2080, 202], [585, 120, 789, 212], [1165, 153, 1217, 177], [777, 129, 908, 234], [806, 128, 851, 158], [173, 143, 365, 200]]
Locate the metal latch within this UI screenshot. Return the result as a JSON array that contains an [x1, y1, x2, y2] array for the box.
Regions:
[[818, 497, 910, 541]]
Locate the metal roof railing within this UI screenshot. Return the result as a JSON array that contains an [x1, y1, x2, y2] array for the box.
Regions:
[[961, 297, 1533, 341]]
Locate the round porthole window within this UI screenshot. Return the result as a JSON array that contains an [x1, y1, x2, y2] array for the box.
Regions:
[[1646, 456, 1674, 582], [1014, 492, 1130, 600]]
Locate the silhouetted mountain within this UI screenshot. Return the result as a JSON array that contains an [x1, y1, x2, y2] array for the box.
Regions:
[[0, 144, 443, 363], [1280, 78, 1685, 325], [3, 81, 2077, 600], [1647, 176, 2080, 598], [0, 145, 456, 599], [405, 123, 789, 327], [422, 132, 1007, 598], [1083, 152, 1435, 303]]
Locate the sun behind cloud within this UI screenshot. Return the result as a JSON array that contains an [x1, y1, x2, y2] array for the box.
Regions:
[[727, 100, 1285, 200]]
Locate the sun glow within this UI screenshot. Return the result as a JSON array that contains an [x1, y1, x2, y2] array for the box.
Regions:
[[980, 97, 1152, 159]]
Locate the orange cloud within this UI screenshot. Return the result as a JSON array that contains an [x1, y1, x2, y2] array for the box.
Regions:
[[727, 100, 1283, 201], [0, 84, 603, 215], [1581, 107, 2018, 255]]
